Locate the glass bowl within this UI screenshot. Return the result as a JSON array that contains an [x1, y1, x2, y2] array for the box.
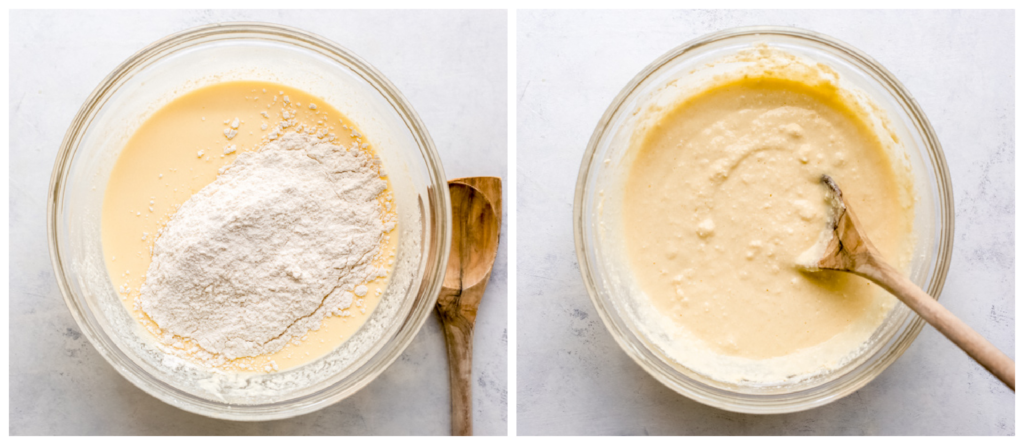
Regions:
[[47, 22, 450, 421], [574, 26, 954, 414]]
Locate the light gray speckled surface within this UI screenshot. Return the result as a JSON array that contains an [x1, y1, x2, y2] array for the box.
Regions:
[[10, 9, 507, 435], [517, 10, 1013, 435]]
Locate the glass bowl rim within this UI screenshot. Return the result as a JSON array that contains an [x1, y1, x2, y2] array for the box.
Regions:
[[573, 25, 955, 414], [46, 21, 452, 420]]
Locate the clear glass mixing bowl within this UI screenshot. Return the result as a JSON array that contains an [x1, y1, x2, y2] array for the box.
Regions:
[[47, 22, 451, 421], [574, 26, 954, 414]]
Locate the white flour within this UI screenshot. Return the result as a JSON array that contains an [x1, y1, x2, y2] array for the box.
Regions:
[[140, 132, 391, 361]]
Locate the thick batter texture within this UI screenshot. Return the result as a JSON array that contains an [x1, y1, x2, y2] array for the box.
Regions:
[[623, 73, 914, 382]]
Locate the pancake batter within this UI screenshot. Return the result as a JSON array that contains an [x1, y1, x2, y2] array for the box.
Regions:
[[102, 81, 398, 373], [622, 50, 915, 384]]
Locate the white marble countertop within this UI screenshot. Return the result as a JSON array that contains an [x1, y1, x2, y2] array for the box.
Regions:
[[9, 10, 507, 435], [517, 10, 1014, 435]]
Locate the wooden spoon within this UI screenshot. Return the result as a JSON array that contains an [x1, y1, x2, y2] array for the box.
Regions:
[[437, 177, 502, 436], [800, 174, 1014, 390]]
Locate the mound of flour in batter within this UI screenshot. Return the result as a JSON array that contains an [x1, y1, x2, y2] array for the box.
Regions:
[[140, 132, 389, 360]]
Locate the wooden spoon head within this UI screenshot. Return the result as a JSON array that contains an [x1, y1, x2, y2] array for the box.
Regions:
[[439, 182, 501, 319], [800, 174, 880, 273], [449, 176, 502, 228]]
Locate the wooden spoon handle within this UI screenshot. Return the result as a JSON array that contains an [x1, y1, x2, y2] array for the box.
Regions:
[[440, 308, 475, 436], [857, 259, 1015, 390]]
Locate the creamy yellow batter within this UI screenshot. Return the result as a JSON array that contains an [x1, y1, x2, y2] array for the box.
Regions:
[[102, 80, 397, 373], [623, 59, 915, 382]]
